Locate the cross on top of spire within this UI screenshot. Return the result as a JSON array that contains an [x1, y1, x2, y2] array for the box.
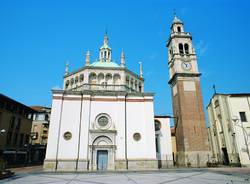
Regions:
[[172, 10, 183, 24]]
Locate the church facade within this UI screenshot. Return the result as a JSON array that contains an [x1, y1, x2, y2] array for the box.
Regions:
[[44, 34, 173, 171]]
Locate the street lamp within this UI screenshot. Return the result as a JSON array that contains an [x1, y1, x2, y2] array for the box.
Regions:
[[232, 116, 250, 161], [0, 129, 6, 134]]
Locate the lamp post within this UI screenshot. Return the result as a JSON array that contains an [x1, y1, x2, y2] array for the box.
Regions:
[[232, 116, 250, 161]]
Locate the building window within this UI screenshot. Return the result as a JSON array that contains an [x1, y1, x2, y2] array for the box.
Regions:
[[239, 112, 247, 122], [155, 120, 161, 131], [184, 43, 189, 54], [80, 74, 84, 82], [70, 78, 74, 85], [19, 133, 24, 147], [9, 116, 15, 129], [133, 133, 141, 141], [75, 76, 78, 83], [16, 118, 21, 130], [177, 26, 181, 33], [214, 100, 219, 108], [13, 133, 18, 146], [98, 116, 109, 127], [25, 134, 30, 144], [63, 131, 72, 140], [6, 132, 12, 145], [179, 43, 184, 55]]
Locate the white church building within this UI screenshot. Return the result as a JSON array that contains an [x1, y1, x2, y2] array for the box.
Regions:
[[43, 34, 173, 171]]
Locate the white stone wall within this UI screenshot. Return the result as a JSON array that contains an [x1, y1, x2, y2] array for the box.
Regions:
[[229, 96, 250, 167], [44, 91, 157, 171], [45, 95, 63, 160], [155, 117, 173, 162]]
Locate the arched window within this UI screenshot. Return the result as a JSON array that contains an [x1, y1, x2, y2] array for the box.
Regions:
[[184, 43, 189, 54], [169, 49, 173, 56], [75, 76, 78, 83], [113, 74, 121, 85], [80, 74, 84, 82], [98, 73, 105, 84], [126, 76, 129, 86], [177, 26, 181, 33], [155, 120, 161, 131], [89, 73, 97, 85], [179, 43, 184, 55], [138, 82, 142, 92]]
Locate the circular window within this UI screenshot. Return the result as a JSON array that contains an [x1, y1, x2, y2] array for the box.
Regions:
[[133, 133, 141, 141], [63, 131, 72, 140], [98, 116, 109, 127], [155, 120, 161, 131]]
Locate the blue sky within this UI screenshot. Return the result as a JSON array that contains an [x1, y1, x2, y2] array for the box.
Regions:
[[0, 0, 250, 117]]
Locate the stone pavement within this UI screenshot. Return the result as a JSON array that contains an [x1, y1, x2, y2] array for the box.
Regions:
[[0, 167, 250, 184]]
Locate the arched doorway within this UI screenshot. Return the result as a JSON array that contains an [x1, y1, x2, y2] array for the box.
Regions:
[[90, 136, 115, 170]]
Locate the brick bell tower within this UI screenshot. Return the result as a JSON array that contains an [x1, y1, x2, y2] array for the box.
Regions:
[[167, 15, 211, 166]]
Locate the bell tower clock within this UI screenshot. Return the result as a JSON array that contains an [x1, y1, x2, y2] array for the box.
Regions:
[[167, 15, 210, 166]]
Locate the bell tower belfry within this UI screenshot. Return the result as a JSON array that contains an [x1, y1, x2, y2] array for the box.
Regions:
[[167, 15, 210, 166]]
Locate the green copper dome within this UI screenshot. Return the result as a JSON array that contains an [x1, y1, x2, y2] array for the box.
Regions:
[[90, 61, 120, 68]]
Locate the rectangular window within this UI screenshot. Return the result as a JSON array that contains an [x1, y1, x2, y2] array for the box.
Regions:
[[13, 133, 18, 146], [6, 132, 12, 145], [16, 118, 21, 130], [19, 133, 24, 147], [239, 112, 247, 122], [25, 134, 30, 144], [9, 116, 15, 129]]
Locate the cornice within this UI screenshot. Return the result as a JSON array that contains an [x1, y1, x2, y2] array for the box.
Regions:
[[168, 72, 201, 85]]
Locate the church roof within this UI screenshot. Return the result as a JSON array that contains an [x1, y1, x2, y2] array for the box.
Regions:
[[90, 61, 120, 68]]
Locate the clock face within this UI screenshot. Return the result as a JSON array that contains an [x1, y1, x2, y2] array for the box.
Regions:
[[182, 62, 192, 71]]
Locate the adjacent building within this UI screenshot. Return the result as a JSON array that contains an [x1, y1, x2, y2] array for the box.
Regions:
[[167, 15, 211, 166], [154, 116, 173, 168], [30, 106, 51, 145], [207, 93, 250, 167], [44, 33, 173, 171], [29, 106, 51, 163], [0, 93, 35, 166]]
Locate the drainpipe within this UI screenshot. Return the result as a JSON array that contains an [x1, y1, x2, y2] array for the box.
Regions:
[[55, 92, 64, 171], [76, 93, 83, 170], [125, 93, 128, 170]]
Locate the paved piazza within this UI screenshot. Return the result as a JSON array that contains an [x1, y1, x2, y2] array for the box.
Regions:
[[1, 169, 250, 184]]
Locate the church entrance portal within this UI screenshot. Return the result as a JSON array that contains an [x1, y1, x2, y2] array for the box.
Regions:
[[97, 150, 108, 170]]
